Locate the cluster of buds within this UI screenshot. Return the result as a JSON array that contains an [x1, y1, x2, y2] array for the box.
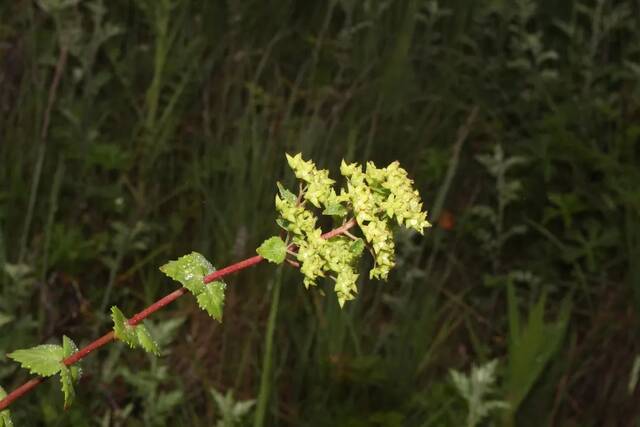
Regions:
[[275, 173, 363, 305], [273, 153, 430, 306]]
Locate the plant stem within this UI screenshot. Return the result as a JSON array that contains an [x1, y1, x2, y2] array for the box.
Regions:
[[19, 47, 67, 263], [254, 264, 283, 427], [0, 218, 356, 412]]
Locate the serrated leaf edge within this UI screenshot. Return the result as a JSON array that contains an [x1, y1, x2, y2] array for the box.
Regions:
[[256, 236, 287, 264], [7, 344, 64, 377], [0, 386, 13, 427], [59, 364, 75, 409], [135, 324, 160, 356], [111, 306, 161, 356], [195, 282, 226, 322]]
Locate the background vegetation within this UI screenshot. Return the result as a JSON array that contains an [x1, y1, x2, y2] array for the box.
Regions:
[[1, 0, 639, 425]]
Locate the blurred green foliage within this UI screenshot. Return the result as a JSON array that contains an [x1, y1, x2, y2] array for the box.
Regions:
[[1, 0, 639, 425]]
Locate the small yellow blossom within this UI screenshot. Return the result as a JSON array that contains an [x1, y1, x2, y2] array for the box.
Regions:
[[273, 153, 430, 305]]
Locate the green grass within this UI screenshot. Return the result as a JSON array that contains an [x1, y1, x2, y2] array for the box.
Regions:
[[1, 0, 639, 425]]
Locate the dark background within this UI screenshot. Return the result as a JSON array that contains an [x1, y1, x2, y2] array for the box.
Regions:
[[1, 0, 639, 425]]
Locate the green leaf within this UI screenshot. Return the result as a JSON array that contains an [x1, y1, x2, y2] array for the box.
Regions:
[[349, 238, 365, 255], [111, 307, 161, 356], [505, 288, 571, 416], [275, 218, 290, 231], [62, 335, 81, 382], [62, 335, 78, 359], [159, 252, 214, 295], [322, 202, 348, 217], [257, 236, 287, 264], [159, 252, 227, 322], [59, 364, 75, 409], [277, 182, 297, 203], [0, 386, 14, 427], [7, 344, 64, 377], [111, 306, 137, 348], [0, 411, 12, 427], [450, 360, 508, 426], [135, 324, 160, 356], [196, 281, 226, 322]]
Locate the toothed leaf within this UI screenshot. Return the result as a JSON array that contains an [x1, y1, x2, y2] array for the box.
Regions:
[[0, 411, 11, 427], [257, 236, 287, 264], [323, 202, 348, 217], [275, 218, 290, 230], [62, 335, 81, 382], [196, 281, 226, 322], [59, 364, 75, 409], [277, 182, 297, 203], [136, 324, 160, 356], [111, 306, 137, 348], [62, 335, 78, 359], [349, 238, 365, 255], [160, 252, 227, 322], [7, 344, 64, 377], [0, 386, 14, 427], [159, 252, 214, 295]]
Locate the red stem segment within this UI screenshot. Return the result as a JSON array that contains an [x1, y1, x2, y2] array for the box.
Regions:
[[0, 219, 357, 412]]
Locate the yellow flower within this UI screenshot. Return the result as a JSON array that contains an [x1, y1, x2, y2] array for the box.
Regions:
[[275, 154, 430, 305]]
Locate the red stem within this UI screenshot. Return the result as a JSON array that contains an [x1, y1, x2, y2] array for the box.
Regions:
[[0, 218, 356, 412]]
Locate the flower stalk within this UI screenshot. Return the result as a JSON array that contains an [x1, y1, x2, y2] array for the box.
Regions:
[[0, 219, 357, 412]]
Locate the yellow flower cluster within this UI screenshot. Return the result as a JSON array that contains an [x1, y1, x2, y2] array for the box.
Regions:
[[275, 153, 429, 306], [340, 161, 394, 279], [274, 191, 316, 236], [286, 153, 338, 208], [341, 160, 430, 279], [275, 193, 362, 306], [368, 161, 430, 232]]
